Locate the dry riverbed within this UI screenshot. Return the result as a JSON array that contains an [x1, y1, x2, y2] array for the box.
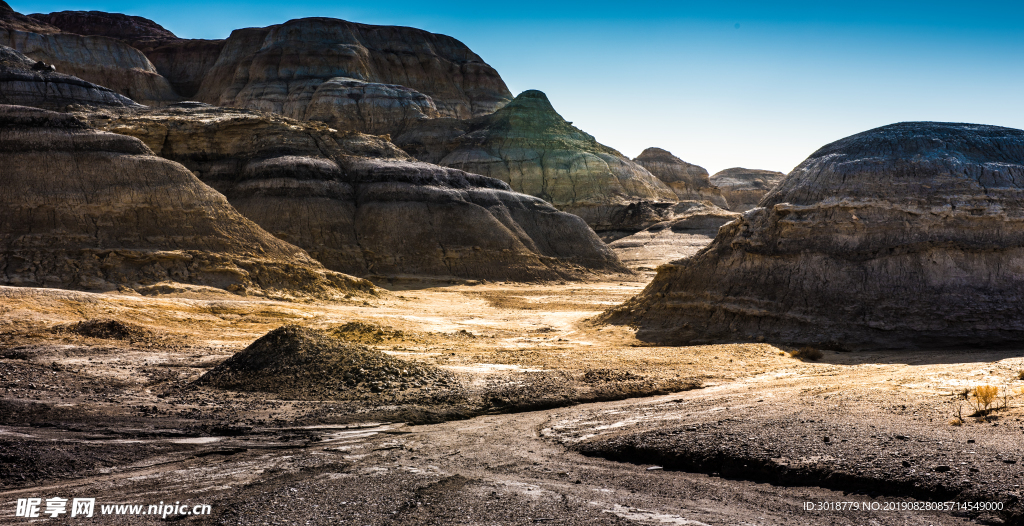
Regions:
[[1, 279, 1023, 524]]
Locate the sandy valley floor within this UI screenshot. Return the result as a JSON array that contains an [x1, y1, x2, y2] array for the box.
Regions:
[[1, 275, 1023, 524]]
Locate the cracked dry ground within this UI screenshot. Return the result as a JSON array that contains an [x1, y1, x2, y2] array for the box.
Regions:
[[1, 279, 1023, 525]]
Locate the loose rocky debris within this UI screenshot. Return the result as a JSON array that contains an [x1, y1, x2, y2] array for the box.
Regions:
[[328, 321, 412, 344], [571, 418, 1024, 525], [53, 318, 151, 341], [194, 326, 457, 400]]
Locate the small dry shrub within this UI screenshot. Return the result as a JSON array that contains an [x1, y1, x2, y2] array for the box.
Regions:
[[790, 347, 823, 361], [1017, 370, 1024, 381], [971, 385, 999, 418]]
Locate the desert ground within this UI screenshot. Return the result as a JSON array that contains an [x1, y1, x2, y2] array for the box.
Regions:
[[1, 271, 1022, 525]]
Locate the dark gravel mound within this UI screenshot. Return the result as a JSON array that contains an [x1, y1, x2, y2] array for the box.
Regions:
[[329, 321, 409, 344], [55, 319, 150, 341], [195, 326, 455, 399]]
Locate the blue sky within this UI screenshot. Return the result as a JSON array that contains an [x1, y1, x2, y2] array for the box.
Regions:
[[11, 1, 1024, 174]]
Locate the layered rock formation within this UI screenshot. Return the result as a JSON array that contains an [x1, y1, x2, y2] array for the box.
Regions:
[[0, 20, 178, 104], [0, 104, 373, 298], [192, 17, 511, 135], [710, 167, 785, 212], [27, 10, 224, 99], [0, 1, 59, 34], [133, 38, 224, 99], [394, 90, 678, 231], [4, 9, 511, 133], [608, 202, 739, 271], [27, 10, 176, 42], [81, 106, 625, 281], [299, 77, 439, 136], [0, 44, 139, 108], [605, 122, 1024, 350], [634, 147, 728, 209]]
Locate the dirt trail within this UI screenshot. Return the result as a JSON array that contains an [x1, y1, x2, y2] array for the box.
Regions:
[[0, 399, 979, 525], [1, 280, 1022, 524]]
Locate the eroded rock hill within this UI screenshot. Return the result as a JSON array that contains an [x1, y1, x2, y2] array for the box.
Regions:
[[0, 1, 59, 34], [25, 9, 223, 99], [81, 105, 625, 281], [634, 147, 728, 209], [191, 17, 512, 135], [0, 9, 179, 104], [4, 9, 512, 129], [0, 44, 139, 108], [28, 10, 177, 42], [608, 202, 739, 271], [0, 104, 374, 299], [394, 90, 678, 231], [605, 122, 1024, 350], [710, 167, 785, 212]]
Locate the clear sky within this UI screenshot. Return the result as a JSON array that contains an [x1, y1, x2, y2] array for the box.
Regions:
[[11, 1, 1024, 174]]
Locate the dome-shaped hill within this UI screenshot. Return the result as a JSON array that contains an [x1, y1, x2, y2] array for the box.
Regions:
[[394, 90, 678, 232], [605, 122, 1024, 350], [81, 105, 626, 281], [0, 104, 373, 299], [0, 44, 139, 109], [709, 167, 786, 212], [634, 147, 727, 209]]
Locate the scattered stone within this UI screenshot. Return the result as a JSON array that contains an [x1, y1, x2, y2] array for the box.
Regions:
[[54, 319, 150, 341]]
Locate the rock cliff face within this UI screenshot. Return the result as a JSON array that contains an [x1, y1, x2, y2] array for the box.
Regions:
[[0, 1, 60, 34], [0, 25, 179, 104], [608, 202, 739, 271], [0, 44, 139, 109], [82, 106, 625, 281], [3, 10, 511, 133], [133, 38, 224, 99], [0, 104, 374, 299], [27, 10, 224, 99], [710, 167, 785, 212], [605, 122, 1024, 350], [28, 10, 177, 42], [193, 17, 512, 135], [634, 148, 728, 209], [394, 90, 678, 231]]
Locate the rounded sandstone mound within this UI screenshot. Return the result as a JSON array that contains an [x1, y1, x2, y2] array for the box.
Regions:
[[634, 147, 728, 209], [710, 167, 785, 212], [0, 44, 139, 109], [394, 90, 678, 231], [195, 326, 455, 399], [0, 105, 375, 299], [81, 106, 626, 281], [605, 122, 1024, 350]]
